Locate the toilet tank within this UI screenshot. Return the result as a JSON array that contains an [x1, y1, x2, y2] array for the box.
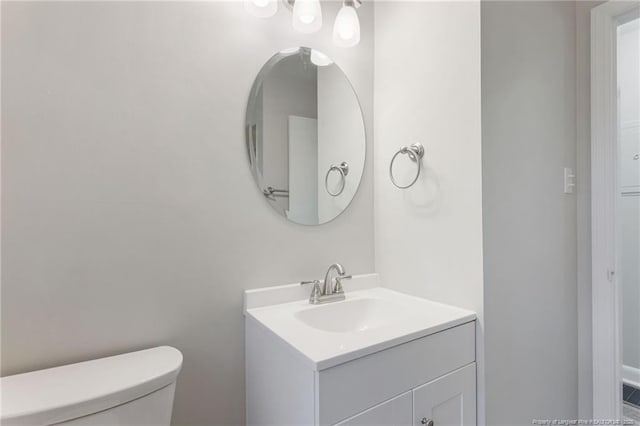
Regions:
[[0, 346, 183, 426]]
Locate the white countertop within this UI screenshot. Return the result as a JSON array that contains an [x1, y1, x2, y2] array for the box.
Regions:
[[244, 274, 476, 370]]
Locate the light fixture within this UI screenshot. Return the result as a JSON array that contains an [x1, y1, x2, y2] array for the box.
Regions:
[[279, 47, 301, 55], [244, 0, 278, 18], [310, 49, 333, 66], [244, 0, 364, 46], [332, 1, 360, 48], [292, 0, 322, 34]]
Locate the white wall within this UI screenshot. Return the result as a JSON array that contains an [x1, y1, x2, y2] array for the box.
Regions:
[[0, 2, 374, 425], [373, 0, 484, 423], [575, 1, 604, 418], [482, 2, 578, 424]]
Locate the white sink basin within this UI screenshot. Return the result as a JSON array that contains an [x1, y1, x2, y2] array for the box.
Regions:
[[244, 274, 476, 370], [294, 298, 410, 333]]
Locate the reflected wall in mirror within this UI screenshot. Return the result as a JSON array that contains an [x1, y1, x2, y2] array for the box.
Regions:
[[245, 47, 366, 225]]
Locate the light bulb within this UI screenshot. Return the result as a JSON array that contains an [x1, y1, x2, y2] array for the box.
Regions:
[[292, 0, 322, 33], [310, 49, 333, 67], [300, 15, 315, 24], [280, 47, 301, 55], [332, 4, 360, 48], [244, 0, 277, 18]]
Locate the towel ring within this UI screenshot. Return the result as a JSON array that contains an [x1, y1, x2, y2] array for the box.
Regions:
[[325, 162, 349, 196], [389, 143, 424, 189]]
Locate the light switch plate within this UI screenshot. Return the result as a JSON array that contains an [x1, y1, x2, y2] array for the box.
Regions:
[[564, 167, 576, 194]]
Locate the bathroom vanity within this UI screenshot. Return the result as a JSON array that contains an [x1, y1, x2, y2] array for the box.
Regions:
[[244, 274, 477, 426]]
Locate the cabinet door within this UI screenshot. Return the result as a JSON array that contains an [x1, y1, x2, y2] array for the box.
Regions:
[[413, 363, 476, 426], [334, 391, 412, 426]]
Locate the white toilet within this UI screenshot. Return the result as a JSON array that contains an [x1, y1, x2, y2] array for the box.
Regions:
[[0, 346, 183, 425]]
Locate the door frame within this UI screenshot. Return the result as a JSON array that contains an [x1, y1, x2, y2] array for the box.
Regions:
[[591, 0, 639, 420]]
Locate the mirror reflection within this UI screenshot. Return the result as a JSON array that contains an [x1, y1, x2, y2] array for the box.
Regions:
[[246, 47, 366, 225]]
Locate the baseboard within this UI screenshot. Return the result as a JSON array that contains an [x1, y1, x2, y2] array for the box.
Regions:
[[623, 364, 640, 388]]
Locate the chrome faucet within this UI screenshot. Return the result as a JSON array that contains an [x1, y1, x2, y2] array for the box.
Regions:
[[302, 263, 352, 304], [323, 263, 345, 296]]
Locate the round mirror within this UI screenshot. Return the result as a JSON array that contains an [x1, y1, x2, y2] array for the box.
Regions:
[[245, 47, 366, 225]]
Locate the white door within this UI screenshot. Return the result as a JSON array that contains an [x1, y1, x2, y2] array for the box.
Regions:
[[334, 392, 412, 426], [412, 363, 476, 426], [287, 116, 318, 224]]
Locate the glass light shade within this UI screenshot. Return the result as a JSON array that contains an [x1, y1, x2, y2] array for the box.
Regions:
[[332, 5, 360, 47], [244, 0, 278, 18], [310, 49, 333, 66], [292, 0, 322, 33], [280, 47, 301, 55]]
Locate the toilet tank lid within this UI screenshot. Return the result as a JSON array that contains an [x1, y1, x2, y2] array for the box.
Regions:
[[0, 346, 183, 426]]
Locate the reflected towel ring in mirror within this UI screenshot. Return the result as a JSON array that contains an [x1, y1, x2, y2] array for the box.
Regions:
[[325, 162, 349, 196], [389, 143, 424, 189]]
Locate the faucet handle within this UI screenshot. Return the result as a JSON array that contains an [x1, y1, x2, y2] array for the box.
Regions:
[[306, 280, 323, 304], [333, 275, 352, 294]]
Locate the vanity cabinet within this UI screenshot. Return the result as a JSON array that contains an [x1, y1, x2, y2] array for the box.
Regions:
[[335, 363, 476, 426], [412, 363, 476, 426], [334, 392, 412, 426], [245, 319, 477, 426]]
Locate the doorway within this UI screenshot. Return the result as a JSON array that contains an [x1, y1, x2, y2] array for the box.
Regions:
[[618, 10, 640, 424], [591, 1, 640, 422]]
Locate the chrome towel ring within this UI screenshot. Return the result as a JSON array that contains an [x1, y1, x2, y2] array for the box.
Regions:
[[325, 162, 349, 196], [389, 143, 424, 189]]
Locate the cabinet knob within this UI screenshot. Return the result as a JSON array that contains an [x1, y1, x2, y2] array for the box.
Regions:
[[421, 418, 434, 426]]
